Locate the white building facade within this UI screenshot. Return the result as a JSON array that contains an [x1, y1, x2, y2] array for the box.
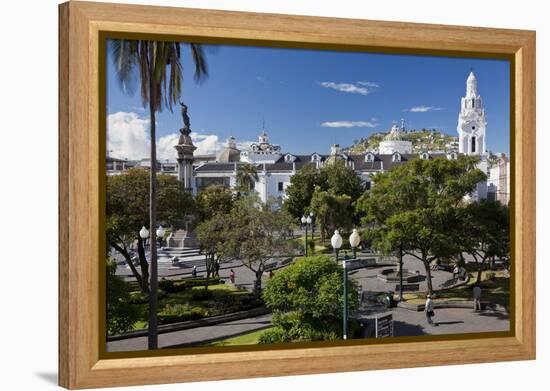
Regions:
[[107, 72, 509, 205]]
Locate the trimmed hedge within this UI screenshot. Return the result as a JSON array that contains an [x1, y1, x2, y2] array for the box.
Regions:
[[159, 277, 222, 293]]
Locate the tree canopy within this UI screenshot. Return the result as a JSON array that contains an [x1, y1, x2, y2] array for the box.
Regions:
[[107, 168, 195, 292], [260, 255, 359, 342], [195, 185, 234, 222], [197, 195, 298, 292], [284, 161, 363, 220], [355, 156, 487, 294], [457, 200, 510, 283]]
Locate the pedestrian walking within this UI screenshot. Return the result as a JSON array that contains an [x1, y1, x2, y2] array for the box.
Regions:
[[214, 259, 220, 277], [229, 269, 235, 284], [269, 270, 274, 279], [453, 265, 459, 280], [425, 294, 436, 326], [192, 265, 197, 278], [473, 285, 482, 311]]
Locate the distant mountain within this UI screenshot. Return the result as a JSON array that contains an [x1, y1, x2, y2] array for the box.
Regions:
[[344, 128, 459, 154]]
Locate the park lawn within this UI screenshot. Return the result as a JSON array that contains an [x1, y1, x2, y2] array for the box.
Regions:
[[402, 270, 509, 308], [129, 283, 259, 330], [207, 327, 273, 346], [289, 234, 333, 255]]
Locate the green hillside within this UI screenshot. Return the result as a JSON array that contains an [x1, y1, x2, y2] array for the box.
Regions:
[[346, 128, 458, 154]]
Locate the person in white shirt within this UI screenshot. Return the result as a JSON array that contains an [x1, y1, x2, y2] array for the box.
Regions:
[[473, 285, 482, 311], [425, 294, 436, 326]]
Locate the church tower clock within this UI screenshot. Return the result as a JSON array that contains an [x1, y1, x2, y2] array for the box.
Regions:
[[457, 71, 487, 155]]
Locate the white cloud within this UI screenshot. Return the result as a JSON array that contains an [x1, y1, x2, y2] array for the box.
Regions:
[[108, 111, 256, 160], [319, 81, 379, 96], [321, 120, 379, 128], [107, 112, 150, 160], [190, 132, 223, 155], [404, 106, 443, 113], [357, 81, 380, 88], [236, 140, 254, 151], [157, 133, 180, 159]]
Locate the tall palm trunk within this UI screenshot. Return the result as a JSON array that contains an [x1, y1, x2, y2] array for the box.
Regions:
[[147, 45, 159, 350]]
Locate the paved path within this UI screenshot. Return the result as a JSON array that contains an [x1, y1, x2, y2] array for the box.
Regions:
[[352, 253, 452, 293], [107, 313, 273, 352], [369, 306, 509, 336]]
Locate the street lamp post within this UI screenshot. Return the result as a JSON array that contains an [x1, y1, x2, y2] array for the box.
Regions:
[[301, 216, 307, 256], [331, 230, 345, 339], [309, 211, 315, 239], [349, 228, 360, 260], [156, 225, 165, 248], [140, 226, 150, 244], [301, 215, 313, 256]]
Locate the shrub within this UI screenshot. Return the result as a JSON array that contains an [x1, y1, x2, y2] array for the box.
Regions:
[[106, 259, 139, 335], [262, 255, 359, 341], [190, 288, 214, 301], [158, 303, 210, 324], [258, 327, 289, 344], [128, 291, 148, 304], [159, 277, 221, 293]]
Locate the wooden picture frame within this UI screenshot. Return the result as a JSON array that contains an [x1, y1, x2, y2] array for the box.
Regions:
[[59, 1, 536, 388]]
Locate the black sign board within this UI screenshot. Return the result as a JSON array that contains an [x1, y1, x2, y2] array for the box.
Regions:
[[375, 313, 393, 338], [395, 284, 420, 292]]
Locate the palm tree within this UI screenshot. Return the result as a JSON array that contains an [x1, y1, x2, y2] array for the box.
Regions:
[[236, 163, 259, 193], [111, 40, 208, 349]]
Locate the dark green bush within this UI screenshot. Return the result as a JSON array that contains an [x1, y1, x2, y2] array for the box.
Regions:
[[159, 277, 221, 293], [258, 327, 289, 344], [190, 288, 214, 301], [158, 303, 210, 324]]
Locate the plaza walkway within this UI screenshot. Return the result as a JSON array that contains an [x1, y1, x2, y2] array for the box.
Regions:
[[391, 306, 509, 336], [107, 313, 273, 352]]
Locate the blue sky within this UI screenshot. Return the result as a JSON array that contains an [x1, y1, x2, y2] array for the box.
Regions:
[[106, 41, 510, 160]]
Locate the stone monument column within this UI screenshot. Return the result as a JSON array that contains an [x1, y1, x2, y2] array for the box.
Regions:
[[174, 102, 196, 193]]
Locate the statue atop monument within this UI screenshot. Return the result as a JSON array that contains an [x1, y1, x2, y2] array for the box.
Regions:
[[179, 101, 191, 135]]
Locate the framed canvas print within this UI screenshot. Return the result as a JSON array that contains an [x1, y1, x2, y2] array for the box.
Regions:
[[58, 1, 536, 389]]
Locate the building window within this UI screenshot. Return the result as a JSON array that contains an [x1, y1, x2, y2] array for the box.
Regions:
[[392, 153, 401, 162], [471, 136, 476, 153], [278, 182, 284, 192], [365, 153, 374, 162]]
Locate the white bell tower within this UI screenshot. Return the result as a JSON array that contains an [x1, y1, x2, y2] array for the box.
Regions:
[[457, 71, 487, 155]]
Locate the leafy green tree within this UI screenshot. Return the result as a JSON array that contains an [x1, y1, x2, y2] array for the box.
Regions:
[[107, 168, 194, 293], [195, 210, 229, 289], [356, 156, 486, 295], [195, 185, 234, 222], [283, 165, 321, 218], [310, 187, 353, 241], [106, 259, 139, 335], [458, 200, 510, 283], [111, 39, 208, 348], [235, 163, 259, 193], [284, 160, 363, 221], [321, 160, 363, 202], [260, 255, 359, 342], [198, 195, 297, 293]]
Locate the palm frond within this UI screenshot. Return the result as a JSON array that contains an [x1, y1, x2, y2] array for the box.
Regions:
[[189, 43, 209, 83], [110, 39, 138, 96]]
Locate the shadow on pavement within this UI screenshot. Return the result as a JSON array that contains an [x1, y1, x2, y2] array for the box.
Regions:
[[435, 321, 465, 325], [392, 320, 426, 336], [477, 310, 510, 321]]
